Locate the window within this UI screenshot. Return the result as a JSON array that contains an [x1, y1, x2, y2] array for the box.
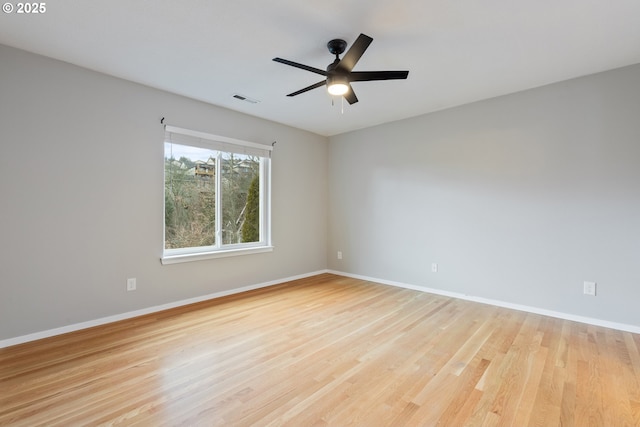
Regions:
[[162, 126, 272, 264]]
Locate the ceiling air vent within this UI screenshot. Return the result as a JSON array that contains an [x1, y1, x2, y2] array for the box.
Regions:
[[232, 94, 260, 104]]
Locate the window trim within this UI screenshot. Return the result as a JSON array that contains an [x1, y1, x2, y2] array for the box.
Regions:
[[161, 126, 273, 265], [161, 245, 274, 265]]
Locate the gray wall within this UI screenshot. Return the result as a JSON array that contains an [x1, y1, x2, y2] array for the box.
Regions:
[[0, 45, 329, 340], [329, 64, 640, 327]]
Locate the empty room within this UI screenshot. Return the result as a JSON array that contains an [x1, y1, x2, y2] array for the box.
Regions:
[[1, 1, 640, 426]]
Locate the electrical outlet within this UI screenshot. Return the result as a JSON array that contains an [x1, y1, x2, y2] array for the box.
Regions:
[[127, 278, 137, 291], [431, 263, 438, 273], [337, 251, 342, 260], [583, 281, 596, 296]]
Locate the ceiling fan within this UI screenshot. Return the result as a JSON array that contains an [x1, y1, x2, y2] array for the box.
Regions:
[[273, 33, 409, 105]]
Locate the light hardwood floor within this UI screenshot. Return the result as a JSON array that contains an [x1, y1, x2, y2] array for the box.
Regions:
[[1, 273, 639, 426]]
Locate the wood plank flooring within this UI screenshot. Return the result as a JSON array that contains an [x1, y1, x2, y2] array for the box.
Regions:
[[1, 273, 639, 426]]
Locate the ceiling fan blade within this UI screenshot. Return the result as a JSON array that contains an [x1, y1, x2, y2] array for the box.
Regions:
[[350, 70, 409, 81], [273, 58, 327, 76], [344, 84, 358, 105], [286, 80, 326, 97], [336, 33, 373, 73]]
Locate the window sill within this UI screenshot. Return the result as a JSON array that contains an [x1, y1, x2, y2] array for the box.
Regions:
[[161, 246, 274, 265]]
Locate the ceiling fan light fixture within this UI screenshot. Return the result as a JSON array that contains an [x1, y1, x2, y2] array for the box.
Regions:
[[327, 75, 349, 96], [273, 33, 408, 105], [328, 82, 349, 96]]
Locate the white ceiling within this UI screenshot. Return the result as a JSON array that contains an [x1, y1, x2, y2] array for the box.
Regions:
[[1, 0, 639, 136]]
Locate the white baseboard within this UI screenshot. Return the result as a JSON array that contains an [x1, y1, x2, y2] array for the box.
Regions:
[[4, 269, 637, 349], [328, 270, 640, 335], [0, 270, 329, 349]]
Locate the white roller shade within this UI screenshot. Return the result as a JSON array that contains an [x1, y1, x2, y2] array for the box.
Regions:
[[165, 125, 273, 158]]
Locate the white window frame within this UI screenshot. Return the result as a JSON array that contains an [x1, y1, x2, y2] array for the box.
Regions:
[[161, 125, 273, 265]]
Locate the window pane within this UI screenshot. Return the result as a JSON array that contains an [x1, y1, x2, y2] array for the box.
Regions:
[[164, 143, 216, 249], [221, 153, 260, 244]]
